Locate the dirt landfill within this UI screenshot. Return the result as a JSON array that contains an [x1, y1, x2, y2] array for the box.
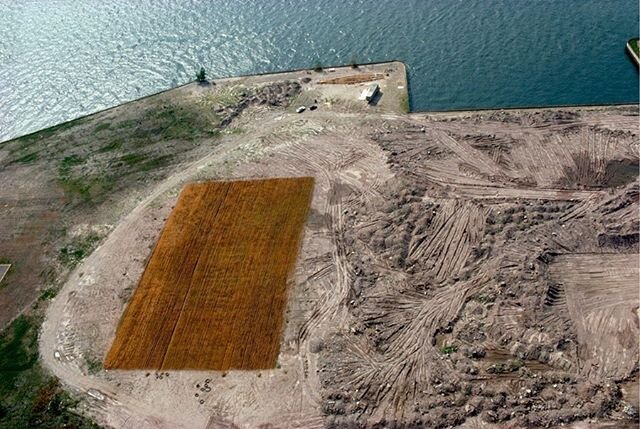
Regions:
[[15, 63, 637, 429]]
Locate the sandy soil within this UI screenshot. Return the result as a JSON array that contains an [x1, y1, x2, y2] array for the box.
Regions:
[[25, 62, 640, 428]]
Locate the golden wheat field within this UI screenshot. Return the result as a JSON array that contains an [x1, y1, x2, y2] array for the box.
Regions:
[[104, 177, 314, 370]]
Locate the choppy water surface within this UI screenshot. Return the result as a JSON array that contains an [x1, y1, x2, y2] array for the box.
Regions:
[[0, 0, 638, 142]]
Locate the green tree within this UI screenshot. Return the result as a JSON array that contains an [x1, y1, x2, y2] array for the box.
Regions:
[[196, 67, 206, 83]]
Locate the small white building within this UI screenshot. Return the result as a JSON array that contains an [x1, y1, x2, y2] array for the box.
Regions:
[[359, 83, 379, 103], [0, 264, 10, 284]]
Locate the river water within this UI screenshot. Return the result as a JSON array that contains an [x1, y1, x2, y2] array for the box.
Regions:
[[0, 0, 638, 142]]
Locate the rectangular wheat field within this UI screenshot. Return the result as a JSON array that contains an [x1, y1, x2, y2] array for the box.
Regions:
[[104, 177, 314, 370]]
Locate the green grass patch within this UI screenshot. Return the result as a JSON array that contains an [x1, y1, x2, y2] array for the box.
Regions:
[[140, 155, 173, 172], [96, 139, 123, 153], [121, 153, 147, 166], [39, 288, 57, 301], [7, 117, 88, 158], [629, 38, 639, 57], [12, 152, 38, 164], [116, 119, 138, 129], [10, 116, 87, 146], [115, 103, 221, 145], [208, 88, 246, 109], [57, 153, 116, 204], [0, 316, 38, 391], [58, 233, 102, 267], [440, 345, 458, 355], [94, 122, 111, 132], [85, 357, 102, 375], [58, 154, 84, 177], [117, 152, 175, 172], [58, 175, 116, 204], [0, 315, 101, 428], [10, 97, 223, 210]]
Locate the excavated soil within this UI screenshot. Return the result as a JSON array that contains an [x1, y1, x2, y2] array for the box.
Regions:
[[318, 108, 639, 428], [32, 63, 639, 429]]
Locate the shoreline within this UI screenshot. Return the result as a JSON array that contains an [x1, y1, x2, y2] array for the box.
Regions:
[[0, 60, 409, 145], [416, 102, 639, 117], [2, 60, 639, 145]]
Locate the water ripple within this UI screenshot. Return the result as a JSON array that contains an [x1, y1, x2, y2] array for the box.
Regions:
[[0, 0, 637, 142]]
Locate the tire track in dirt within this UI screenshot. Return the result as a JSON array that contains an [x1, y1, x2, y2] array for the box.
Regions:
[[326, 197, 489, 419], [259, 125, 391, 349], [553, 253, 639, 380], [343, 275, 490, 419], [435, 130, 505, 178], [409, 200, 486, 283]]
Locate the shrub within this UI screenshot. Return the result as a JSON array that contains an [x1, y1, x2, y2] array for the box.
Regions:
[[196, 67, 206, 82], [441, 345, 458, 355]]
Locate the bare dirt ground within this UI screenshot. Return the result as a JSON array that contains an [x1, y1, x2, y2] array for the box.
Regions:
[[11, 61, 637, 428], [550, 254, 638, 380]]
